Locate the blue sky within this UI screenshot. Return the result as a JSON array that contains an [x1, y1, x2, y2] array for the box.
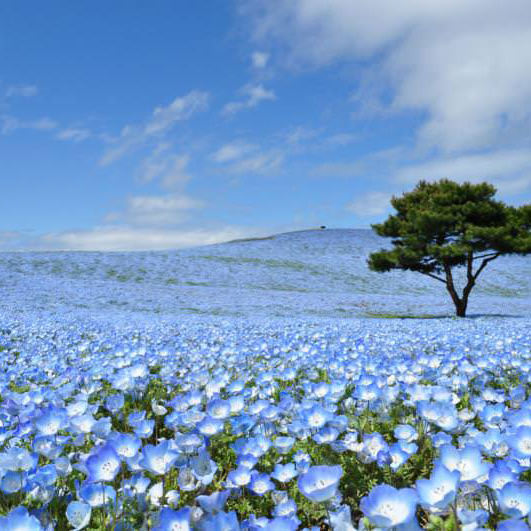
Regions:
[[1, 1, 530, 250]]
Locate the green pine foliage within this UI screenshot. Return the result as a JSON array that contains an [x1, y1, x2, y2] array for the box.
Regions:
[[368, 179, 531, 317]]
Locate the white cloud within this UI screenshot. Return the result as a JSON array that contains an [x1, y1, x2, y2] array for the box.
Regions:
[[229, 151, 283, 175], [100, 90, 209, 165], [40, 226, 253, 251], [56, 127, 91, 142], [285, 126, 319, 145], [138, 146, 192, 189], [243, 0, 531, 152], [5, 85, 38, 98], [222, 84, 276, 115], [212, 141, 256, 163], [1, 115, 57, 134], [324, 133, 358, 146], [346, 191, 391, 217], [394, 149, 531, 196], [251, 51, 269, 68], [118, 193, 204, 226]]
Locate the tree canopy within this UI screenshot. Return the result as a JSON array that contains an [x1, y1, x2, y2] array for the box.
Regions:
[[368, 179, 531, 317]]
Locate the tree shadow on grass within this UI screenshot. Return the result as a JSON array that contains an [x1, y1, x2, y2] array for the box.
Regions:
[[364, 312, 526, 319]]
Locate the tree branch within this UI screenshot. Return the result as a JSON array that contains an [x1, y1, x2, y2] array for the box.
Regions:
[[472, 252, 499, 261], [419, 271, 446, 283], [473, 253, 500, 281]]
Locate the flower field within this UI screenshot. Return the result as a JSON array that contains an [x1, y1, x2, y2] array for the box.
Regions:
[[0, 230, 529, 529]]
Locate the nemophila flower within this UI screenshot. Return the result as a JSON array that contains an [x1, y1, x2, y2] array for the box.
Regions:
[[108, 432, 142, 460], [272, 463, 298, 483], [438, 445, 490, 483], [361, 432, 389, 463], [34, 407, 67, 436], [153, 507, 191, 531], [175, 432, 203, 454], [293, 451, 311, 474], [497, 481, 531, 519], [273, 436, 295, 454], [297, 465, 343, 503], [78, 482, 116, 507], [228, 394, 245, 414], [66, 501, 91, 530], [507, 425, 531, 458], [191, 450, 218, 486], [85, 444, 120, 482], [0, 446, 38, 471], [488, 461, 517, 491], [196, 416, 224, 437], [431, 432, 452, 448], [66, 399, 88, 417], [196, 490, 230, 514], [302, 404, 331, 430], [389, 444, 410, 471], [273, 498, 298, 519], [55, 456, 72, 477], [249, 471, 274, 496], [227, 465, 252, 487], [262, 516, 300, 530], [31, 463, 57, 488], [121, 473, 151, 499], [480, 404, 506, 427], [313, 426, 339, 445], [394, 424, 418, 442], [70, 414, 97, 434], [139, 441, 180, 475], [147, 481, 180, 507], [496, 519, 530, 531], [416, 464, 460, 510], [0, 507, 43, 531], [360, 484, 418, 528], [133, 419, 155, 438], [1, 471, 26, 494], [105, 393, 124, 413], [237, 454, 258, 470], [197, 510, 240, 531], [178, 467, 198, 491], [329, 505, 355, 531], [207, 398, 231, 420], [230, 414, 255, 435], [457, 509, 489, 530]]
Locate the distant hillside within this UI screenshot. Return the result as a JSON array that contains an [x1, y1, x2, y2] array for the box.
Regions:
[[0, 229, 529, 321]]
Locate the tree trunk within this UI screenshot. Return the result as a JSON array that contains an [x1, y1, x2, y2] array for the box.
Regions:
[[444, 262, 469, 317], [455, 298, 468, 317]]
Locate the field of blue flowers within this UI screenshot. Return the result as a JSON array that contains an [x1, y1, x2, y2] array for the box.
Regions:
[[0, 230, 529, 529]]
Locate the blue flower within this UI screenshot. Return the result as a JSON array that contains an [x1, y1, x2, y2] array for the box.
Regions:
[[507, 425, 531, 459], [197, 510, 240, 531], [249, 471, 274, 496], [497, 481, 531, 519], [488, 460, 517, 491], [85, 444, 121, 483], [297, 465, 343, 503], [66, 501, 92, 530], [78, 482, 116, 507], [0, 507, 43, 531], [438, 444, 490, 483], [416, 464, 460, 509], [108, 432, 142, 460], [139, 441, 180, 475], [153, 507, 191, 531], [271, 463, 298, 483], [196, 490, 230, 514], [360, 484, 418, 528]]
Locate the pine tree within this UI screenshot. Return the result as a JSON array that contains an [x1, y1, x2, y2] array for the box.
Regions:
[[368, 179, 531, 317]]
